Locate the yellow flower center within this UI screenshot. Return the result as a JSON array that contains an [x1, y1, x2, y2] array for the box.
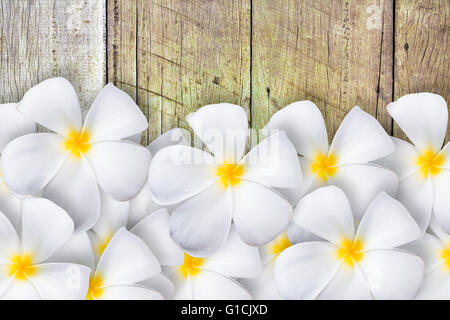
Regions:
[[8, 254, 38, 280], [64, 129, 91, 158], [216, 163, 245, 188], [441, 244, 450, 271], [416, 149, 445, 178], [96, 234, 112, 255], [178, 253, 204, 279], [337, 238, 364, 267], [270, 232, 292, 258], [310, 152, 338, 181], [86, 275, 104, 300]]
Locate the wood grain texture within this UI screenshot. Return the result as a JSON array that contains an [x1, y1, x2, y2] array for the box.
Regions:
[[137, 0, 251, 144], [394, 0, 450, 141], [252, 0, 394, 141], [0, 0, 106, 111]]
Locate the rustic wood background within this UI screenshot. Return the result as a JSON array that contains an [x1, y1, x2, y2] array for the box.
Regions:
[[1, 0, 449, 145]]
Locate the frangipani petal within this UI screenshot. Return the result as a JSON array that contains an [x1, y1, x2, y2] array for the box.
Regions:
[[0, 210, 20, 263], [21, 197, 74, 263], [87, 140, 151, 201], [147, 128, 191, 156], [432, 169, 450, 233], [265, 101, 329, 158], [190, 270, 251, 300], [1, 133, 67, 195], [330, 107, 394, 165], [415, 267, 450, 300], [187, 103, 248, 163], [404, 233, 445, 274], [49, 232, 95, 270], [1, 279, 40, 300], [99, 285, 163, 300], [387, 93, 448, 152], [83, 84, 148, 142], [292, 186, 355, 245], [18, 78, 82, 134], [0, 187, 22, 230], [128, 183, 161, 228], [140, 272, 174, 300], [242, 131, 302, 188], [240, 263, 284, 300], [0, 103, 35, 152], [317, 265, 370, 299], [169, 185, 232, 257], [233, 181, 291, 246], [92, 189, 129, 239]]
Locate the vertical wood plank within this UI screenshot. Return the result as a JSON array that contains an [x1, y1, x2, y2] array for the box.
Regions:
[[394, 0, 449, 141], [0, 0, 106, 111], [137, 0, 251, 144], [252, 0, 394, 141]]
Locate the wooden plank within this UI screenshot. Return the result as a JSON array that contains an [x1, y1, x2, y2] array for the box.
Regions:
[[394, 0, 450, 142], [0, 0, 106, 112], [252, 0, 394, 141], [137, 0, 251, 144]]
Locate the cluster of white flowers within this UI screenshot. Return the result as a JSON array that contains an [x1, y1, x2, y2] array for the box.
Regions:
[[0, 77, 448, 300]]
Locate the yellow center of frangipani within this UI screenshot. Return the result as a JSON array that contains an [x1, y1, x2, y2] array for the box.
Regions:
[[8, 254, 38, 280], [441, 244, 450, 271], [416, 149, 445, 178], [337, 238, 364, 267], [179, 253, 204, 279], [270, 233, 292, 258], [64, 129, 91, 158], [310, 152, 338, 181], [216, 163, 245, 188], [86, 275, 104, 300], [96, 234, 112, 255]]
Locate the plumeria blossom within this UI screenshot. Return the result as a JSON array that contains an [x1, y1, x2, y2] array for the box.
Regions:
[[377, 93, 450, 233], [165, 227, 262, 299], [274, 186, 424, 299], [265, 102, 398, 220], [0, 197, 90, 299], [405, 219, 450, 299], [1, 78, 151, 231], [149, 103, 301, 256]]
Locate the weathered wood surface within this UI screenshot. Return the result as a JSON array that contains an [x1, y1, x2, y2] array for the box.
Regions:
[[1, 0, 449, 145]]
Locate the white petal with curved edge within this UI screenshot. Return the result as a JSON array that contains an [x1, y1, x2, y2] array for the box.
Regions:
[[0, 188, 22, 230], [87, 140, 151, 201], [286, 222, 323, 244], [403, 233, 445, 274], [169, 185, 232, 257], [356, 192, 421, 250], [292, 186, 355, 244], [265, 101, 329, 158], [432, 169, 450, 233], [330, 164, 398, 220], [30, 263, 90, 300], [139, 272, 174, 300], [99, 285, 163, 300], [44, 157, 100, 233], [274, 242, 340, 300], [429, 218, 450, 244], [0, 210, 19, 263], [0, 103, 35, 152], [48, 232, 95, 270], [131, 208, 184, 266], [95, 228, 160, 286], [329, 107, 394, 164], [18, 78, 82, 134], [233, 181, 291, 246], [187, 103, 248, 162], [359, 249, 424, 300], [148, 145, 218, 205], [83, 84, 148, 141], [147, 128, 191, 155], [240, 263, 284, 300], [387, 93, 448, 152], [170, 269, 194, 300], [21, 197, 74, 263], [190, 270, 251, 300], [415, 266, 450, 300], [1, 280, 40, 300], [242, 131, 302, 188], [376, 137, 420, 180], [1, 133, 67, 195], [92, 189, 129, 238], [128, 183, 162, 228], [440, 142, 450, 170], [318, 265, 371, 299], [201, 227, 262, 278], [397, 172, 433, 234]]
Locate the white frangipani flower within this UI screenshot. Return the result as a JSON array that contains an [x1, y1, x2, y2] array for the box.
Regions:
[[0, 103, 36, 228], [149, 103, 301, 256], [265, 102, 397, 219], [377, 93, 450, 233], [274, 186, 424, 299], [405, 219, 450, 299], [0, 197, 90, 299], [165, 227, 262, 300], [1, 78, 151, 232]]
